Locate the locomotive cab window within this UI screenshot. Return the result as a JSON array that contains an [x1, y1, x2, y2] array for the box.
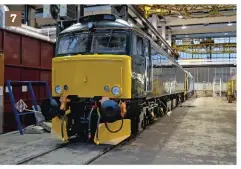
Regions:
[[134, 35, 143, 56], [132, 34, 145, 74], [91, 31, 128, 54], [56, 30, 129, 56], [57, 32, 89, 55]]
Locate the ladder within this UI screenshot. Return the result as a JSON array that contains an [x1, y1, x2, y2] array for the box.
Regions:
[[6, 80, 52, 135]]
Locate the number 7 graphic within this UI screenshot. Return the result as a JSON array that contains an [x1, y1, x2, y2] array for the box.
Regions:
[[10, 14, 17, 22], [5, 11, 21, 26]]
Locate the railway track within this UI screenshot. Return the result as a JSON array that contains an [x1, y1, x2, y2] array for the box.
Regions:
[[15, 104, 181, 165], [2, 100, 187, 165], [1, 102, 189, 165], [1, 102, 185, 165], [16, 129, 145, 165]]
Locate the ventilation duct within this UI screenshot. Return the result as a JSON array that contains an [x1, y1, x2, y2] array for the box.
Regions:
[[0, 5, 55, 43]]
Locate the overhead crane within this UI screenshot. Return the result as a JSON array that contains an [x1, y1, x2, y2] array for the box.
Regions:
[[173, 42, 236, 54], [136, 4, 236, 19], [127, 5, 236, 56]]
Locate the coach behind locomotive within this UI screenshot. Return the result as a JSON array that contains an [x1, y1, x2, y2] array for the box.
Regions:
[[41, 14, 193, 145]]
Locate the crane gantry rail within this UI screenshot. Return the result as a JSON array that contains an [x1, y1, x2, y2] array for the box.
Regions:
[[173, 42, 236, 54]]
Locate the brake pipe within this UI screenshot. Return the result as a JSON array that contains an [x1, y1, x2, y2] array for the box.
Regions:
[[88, 102, 98, 139]]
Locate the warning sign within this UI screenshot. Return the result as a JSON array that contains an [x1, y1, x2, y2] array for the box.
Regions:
[[15, 99, 28, 113]]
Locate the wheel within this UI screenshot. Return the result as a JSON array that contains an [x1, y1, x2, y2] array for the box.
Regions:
[[141, 114, 146, 129], [228, 95, 232, 103]]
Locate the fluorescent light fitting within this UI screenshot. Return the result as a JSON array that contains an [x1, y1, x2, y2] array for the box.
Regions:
[[227, 22, 232, 26], [178, 15, 183, 19], [181, 25, 186, 29], [224, 33, 228, 35]]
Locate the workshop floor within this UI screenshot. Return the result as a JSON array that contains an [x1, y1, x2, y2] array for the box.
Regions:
[[0, 97, 236, 165], [92, 97, 236, 165]]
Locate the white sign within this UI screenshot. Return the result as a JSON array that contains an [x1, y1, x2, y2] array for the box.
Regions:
[[5, 86, 12, 93], [22, 85, 28, 92], [0, 86, 3, 96]]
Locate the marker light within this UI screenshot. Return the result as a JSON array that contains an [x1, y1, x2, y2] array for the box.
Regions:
[[104, 85, 110, 92], [64, 85, 68, 90]]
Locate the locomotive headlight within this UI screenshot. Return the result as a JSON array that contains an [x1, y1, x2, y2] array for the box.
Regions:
[[55, 85, 62, 94], [88, 22, 93, 28], [111, 86, 120, 95]]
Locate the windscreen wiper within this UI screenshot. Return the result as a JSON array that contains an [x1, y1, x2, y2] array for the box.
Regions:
[[107, 29, 114, 47]]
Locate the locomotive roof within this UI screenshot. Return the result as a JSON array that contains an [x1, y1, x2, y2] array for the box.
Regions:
[[58, 14, 186, 72], [60, 14, 140, 34]]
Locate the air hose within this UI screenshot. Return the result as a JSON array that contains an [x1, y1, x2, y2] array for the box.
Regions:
[[104, 118, 124, 133], [88, 101, 99, 139], [93, 102, 125, 144], [97, 108, 124, 134], [95, 108, 101, 145], [87, 106, 95, 139]]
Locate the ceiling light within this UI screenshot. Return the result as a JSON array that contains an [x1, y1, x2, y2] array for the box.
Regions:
[[181, 25, 186, 29], [224, 33, 228, 35], [185, 35, 188, 37], [178, 15, 183, 19], [227, 22, 232, 26]]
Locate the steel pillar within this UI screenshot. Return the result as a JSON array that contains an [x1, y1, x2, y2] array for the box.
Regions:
[[161, 21, 166, 40], [77, 5, 84, 22], [111, 5, 128, 21], [167, 29, 172, 46]]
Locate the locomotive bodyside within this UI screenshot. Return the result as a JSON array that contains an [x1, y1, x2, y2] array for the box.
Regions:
[[187, 72, 195, 96]]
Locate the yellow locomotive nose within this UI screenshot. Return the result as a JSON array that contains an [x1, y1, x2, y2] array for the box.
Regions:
[[52, 54, 132, 99]]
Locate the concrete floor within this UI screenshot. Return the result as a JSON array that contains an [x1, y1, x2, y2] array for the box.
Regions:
[[91, 97, 236, 165], [0, 97, 236, 165], [0, 132, 62, 164], [0, 130, 112, 165]]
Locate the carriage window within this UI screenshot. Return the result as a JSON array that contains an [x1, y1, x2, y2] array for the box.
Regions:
[[145, 49, 153, 91]]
